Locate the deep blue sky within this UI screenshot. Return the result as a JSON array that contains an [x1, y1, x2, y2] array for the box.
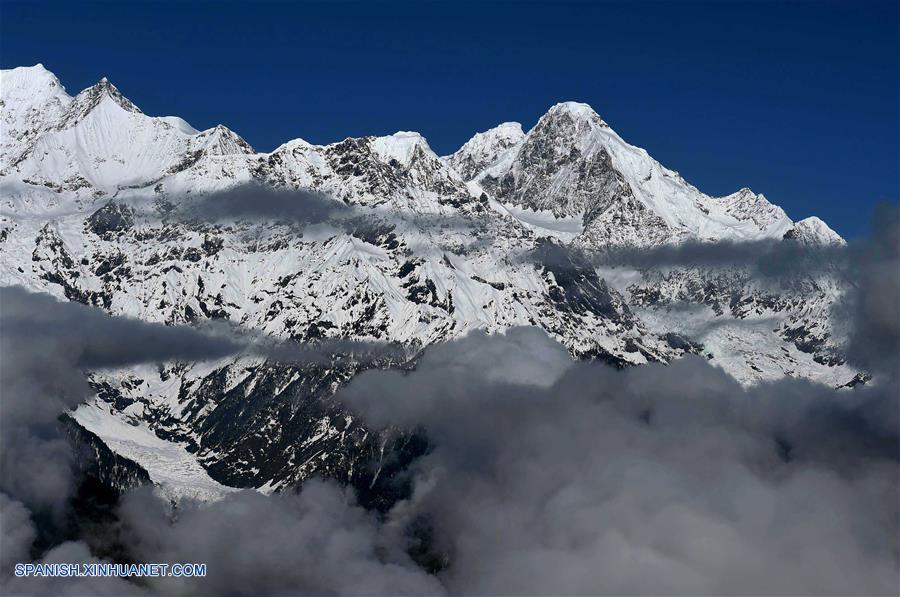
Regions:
[[2, 1, 897, 238]]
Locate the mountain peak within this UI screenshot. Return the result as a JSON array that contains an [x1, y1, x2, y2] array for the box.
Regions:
[[449, 121, 524, 155], [371, 131, 433, 166], [10, 63, 50, 74], [0, 64, 74, 168], [446, 121, 526, 181], [20, 63, 51, 75], [726, 187, 771, 205], [710, 187, 791, 237], [196, 124, 255, 155], [55, 77, 142, 129], [523, 101, 609, 151], [542, 101, 607, 127], [732, 186, 763, 198], [0, 64, 66, 94], [784, 216, 845, 246], [492, 121, 525, 134], [89, 76, 133, 105]]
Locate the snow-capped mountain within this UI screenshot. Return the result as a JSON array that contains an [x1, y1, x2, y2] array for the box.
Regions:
[[1, 64, 72, 167], [0, 65, 854, 500], [4, 70, 253, 197], [783, 215, 846, 246], [456, 101, 793, 248]]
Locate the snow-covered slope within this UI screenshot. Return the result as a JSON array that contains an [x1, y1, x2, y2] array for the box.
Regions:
[[3, 72, 253, 195], [0, 64, 72, 166], [445, 121, 525, 181], [0, 66, 855, 500], [784, 216, 846, 246], [463, 102, 793, 248]]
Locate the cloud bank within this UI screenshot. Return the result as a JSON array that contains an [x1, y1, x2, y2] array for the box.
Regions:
[[116, 483, 442, 596], [53, 321, 896, 596], [337, 327, 898, 596], [0, 286, 243, 518]]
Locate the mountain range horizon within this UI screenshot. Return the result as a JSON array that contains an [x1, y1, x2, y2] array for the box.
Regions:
[[0, 52, 897, 596]]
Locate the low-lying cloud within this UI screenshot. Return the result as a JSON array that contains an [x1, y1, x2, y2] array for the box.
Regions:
[[338, 327, 898, 596], [844, 203, 900, 374], [178, 183, 349, 225], [0, 285, 253, 595], [522, 207, 892, 284], [171, 182, 480, 234], [523, 235, 849, 280], [116, 482, 442, 596], [49, 322, 893, 596], [0, 286, 244, 518]]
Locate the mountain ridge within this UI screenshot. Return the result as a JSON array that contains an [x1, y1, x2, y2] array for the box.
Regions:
[[3, 64, 813, 248], [0, 64, 856, 499]]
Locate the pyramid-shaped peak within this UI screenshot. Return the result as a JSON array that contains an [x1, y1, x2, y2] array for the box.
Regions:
[[197, 124, 255, 155], [725, 187, 768, 202], [56, 76, 142, 129], [88, 76, 135, 106], [732, 186, 759, 197], [529, 102, 609, 137], [784, 216, 845, 246], [517, 101, 610, 150]]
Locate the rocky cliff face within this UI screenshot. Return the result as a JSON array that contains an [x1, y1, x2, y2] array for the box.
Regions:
[[0, 65, 854, 500]]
